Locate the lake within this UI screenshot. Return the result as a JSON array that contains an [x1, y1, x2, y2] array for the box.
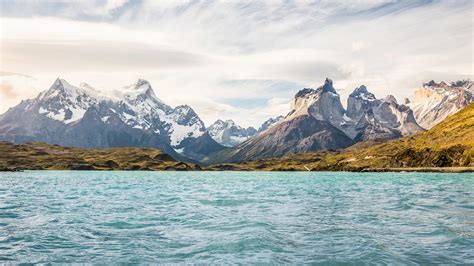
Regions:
[[0, 171, 473, 264]]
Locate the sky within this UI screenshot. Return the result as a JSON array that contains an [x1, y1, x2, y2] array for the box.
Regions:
[[0, 0, 472, 127]]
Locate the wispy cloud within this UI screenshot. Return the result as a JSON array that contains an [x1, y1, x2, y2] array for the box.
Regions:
[[0, 0, 472, 127]]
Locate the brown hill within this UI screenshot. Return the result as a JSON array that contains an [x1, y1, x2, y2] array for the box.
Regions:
[[0, 142, 201, 171]]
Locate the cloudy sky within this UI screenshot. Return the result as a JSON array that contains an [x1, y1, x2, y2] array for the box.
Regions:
[[0, 0, 472, 127]]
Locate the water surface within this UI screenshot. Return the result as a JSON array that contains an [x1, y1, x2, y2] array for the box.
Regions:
[[0, 171, 473, 264]]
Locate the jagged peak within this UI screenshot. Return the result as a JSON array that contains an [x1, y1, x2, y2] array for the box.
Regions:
[[451, 79, 473, 88], [209, 119, 237, 128], [349, 85, 376, 101], [424, 80, 449, 88], [224, 119, 235, 126], [321, 78, 335, 93], [294, 88, 316, 98], [383, 95, 398, 104], [121, 79, 163, 103], [135, 78, 151, 88], [355, 85, 368, 93], [51, 77, 71, 89], [43, 78, 79, 97], [294, 78, 338, 98], [174, 104, 193, 112], [212, 119, 225, 125]]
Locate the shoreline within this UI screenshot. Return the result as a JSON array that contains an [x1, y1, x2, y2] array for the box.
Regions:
[[2, 167, 473, 173], [361, 167, 474, 173]]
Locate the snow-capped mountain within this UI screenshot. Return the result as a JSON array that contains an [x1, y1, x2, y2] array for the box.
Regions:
[[409, 80, 473, 129], [207, 119, 257, 147], [344, 85, 424, 141], [0, 78, 223, 162]]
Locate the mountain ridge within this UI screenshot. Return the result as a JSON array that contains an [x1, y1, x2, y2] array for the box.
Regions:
[[208, 103, 474, 171], [0, 78, 224, 162], [203, 78, 427, 164]]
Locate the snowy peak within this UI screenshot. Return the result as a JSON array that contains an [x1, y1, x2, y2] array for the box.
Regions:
[[345, 84, 423, 140], [207, 119, 257, 147], [346, 85, 380, 120], [349, 85, 377, 102], [410, 79, 473, 129], [14, 78, 222, 161], [121, 79, 162, 103], [41, 78, 77, 99]]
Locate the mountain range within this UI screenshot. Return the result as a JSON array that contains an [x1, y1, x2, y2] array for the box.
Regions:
[[212, 102, 474, 171], [206, 116, 284, 147], [203, 78, 428, 164], [0, 78, 222, 162], [0, 77, 471, 164]]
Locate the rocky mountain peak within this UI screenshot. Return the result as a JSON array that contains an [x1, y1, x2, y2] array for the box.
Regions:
[[451, 80, 472, 89], [349, 85, 376, 101], [320, 78, 337, 94], [207, 119, 257, 147], [424, 80, 438, 87], [410, 79, 474, 129], [287, 78, 345, 130], [135, 78, 150, 88], [383, 95, 398, 104], [225, 119, 236, 126], [294, 88, 316, 98], [121, 79, 162, 103]]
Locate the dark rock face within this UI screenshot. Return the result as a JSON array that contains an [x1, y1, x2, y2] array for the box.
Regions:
[[344, 86, 424, 140], [204, 78, 427, 164], [204, 115, 353, 164], [346, 85, 379, 121], [353, 109, 401, 142], [203, 79, 354, 164], [0, 78, 224, 163]]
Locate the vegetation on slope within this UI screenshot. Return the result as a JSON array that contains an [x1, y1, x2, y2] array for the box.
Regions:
[[0, 142, 201, 171], [208, 103, 474, 171]]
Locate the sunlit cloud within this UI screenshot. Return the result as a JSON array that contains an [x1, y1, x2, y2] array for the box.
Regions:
[[0, 0, 472, 127]]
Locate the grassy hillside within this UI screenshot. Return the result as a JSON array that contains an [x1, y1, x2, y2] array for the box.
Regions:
[[0, 142, 201, 171], [208, 103, 474, 171]]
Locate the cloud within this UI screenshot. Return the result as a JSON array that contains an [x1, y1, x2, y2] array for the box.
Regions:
[[0, 81, 17, 100], [2, 39, 206, 73], [0, 0, 472, 127], [0, 74, 46, 114], [0, 0, 130, 19]]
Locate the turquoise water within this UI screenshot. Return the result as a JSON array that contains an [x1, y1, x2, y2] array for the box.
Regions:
[[0, 171, 473, 264]]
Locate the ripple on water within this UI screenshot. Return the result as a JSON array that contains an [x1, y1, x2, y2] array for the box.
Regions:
[[0, 171, 472, 264]]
